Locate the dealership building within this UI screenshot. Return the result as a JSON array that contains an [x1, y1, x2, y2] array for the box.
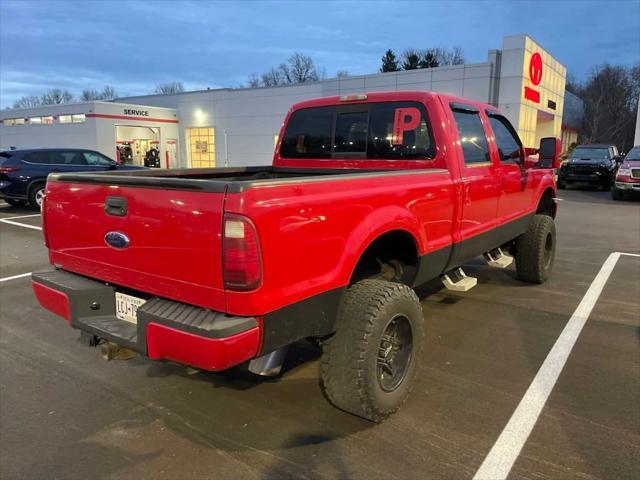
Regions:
[[1, 34, 577, 168]]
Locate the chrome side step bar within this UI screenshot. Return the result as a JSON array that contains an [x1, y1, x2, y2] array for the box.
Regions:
[[441, 267, 477, 292], [483, 247, 514, 269]]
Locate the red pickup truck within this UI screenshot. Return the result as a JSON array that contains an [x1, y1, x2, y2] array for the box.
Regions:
[[32, 91, 560, 421]]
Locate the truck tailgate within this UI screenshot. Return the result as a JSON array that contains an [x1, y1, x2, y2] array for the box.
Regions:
[[44, 180, 226, 311]]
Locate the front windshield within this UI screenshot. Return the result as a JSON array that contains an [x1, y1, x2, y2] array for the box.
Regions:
[[570, 147, 609, 161], [625, 146, 640, 161]]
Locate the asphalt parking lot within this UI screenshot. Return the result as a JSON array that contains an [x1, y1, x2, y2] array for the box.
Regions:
[[0, 189, 638, 480]]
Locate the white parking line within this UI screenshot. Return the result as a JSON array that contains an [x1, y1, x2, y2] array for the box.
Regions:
[[0, 272, 32, 283], [0, 214, 42, 231], [473, 251, 627, 480]]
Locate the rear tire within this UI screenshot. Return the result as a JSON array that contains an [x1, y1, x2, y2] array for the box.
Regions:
[[515, 214, 556, 284], [321, 279, 424, 422], [28, 183, 45, 210]]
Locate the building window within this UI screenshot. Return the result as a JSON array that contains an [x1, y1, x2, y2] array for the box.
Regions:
[[59, 115, 72, 124], [14, 118, 25, 125], [72, 114, 86, 123], [43, 116, 54, 124], [2, 119, 16, 126], [188, 127, 215, 168], [29, 117, 43, 125]]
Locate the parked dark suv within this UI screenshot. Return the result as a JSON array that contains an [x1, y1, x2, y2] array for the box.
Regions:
[[558, 144, 620, 190], [0, 148, 144, 208]]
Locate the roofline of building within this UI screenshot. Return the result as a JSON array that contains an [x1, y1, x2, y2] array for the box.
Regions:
[[114, 60, 495, 103], [1, 100, 177, 116]]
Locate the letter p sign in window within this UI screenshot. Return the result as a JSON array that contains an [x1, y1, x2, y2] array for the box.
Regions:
[[392, 107, 421, 145]]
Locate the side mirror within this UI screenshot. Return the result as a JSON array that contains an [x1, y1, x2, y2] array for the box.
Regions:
[[539, 137, 561, 169]]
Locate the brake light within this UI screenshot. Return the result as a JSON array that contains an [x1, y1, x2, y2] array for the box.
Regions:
[[223, 214, 262, 291], [339, 94, 367, 102], [0, 166, 19, 174]]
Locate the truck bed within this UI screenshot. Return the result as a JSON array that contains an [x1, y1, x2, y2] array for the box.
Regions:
[[49, 166, 393, 193]]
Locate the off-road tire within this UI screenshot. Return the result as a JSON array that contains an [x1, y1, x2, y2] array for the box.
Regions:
[[320, 279, 424, 422], [28, 183, 45, 210], [515, 214, 556, 284]]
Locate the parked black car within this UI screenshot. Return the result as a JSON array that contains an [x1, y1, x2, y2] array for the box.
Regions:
[[558, 144, 620, 190], [0, 148, 145, 209]]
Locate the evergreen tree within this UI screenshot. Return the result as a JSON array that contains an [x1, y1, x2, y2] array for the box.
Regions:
[[380, 49, 399, 72]]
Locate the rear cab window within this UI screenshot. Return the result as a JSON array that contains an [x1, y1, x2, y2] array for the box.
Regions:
[[280, 101, 436, 161]]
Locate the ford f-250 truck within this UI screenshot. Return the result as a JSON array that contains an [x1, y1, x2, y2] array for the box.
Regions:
[[32, 91, 560, 422]]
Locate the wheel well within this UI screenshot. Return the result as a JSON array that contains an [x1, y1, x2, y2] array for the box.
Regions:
[[28, 180, 45, 195], [350, 230, 419, 285], [536, 188, 556, 218]]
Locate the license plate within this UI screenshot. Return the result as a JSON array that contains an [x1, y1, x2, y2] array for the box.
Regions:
[[115, 292, 146, 324]]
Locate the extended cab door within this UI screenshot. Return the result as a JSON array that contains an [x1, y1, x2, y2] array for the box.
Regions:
[[486, 112, 533, 223], [447, 103, 501, 262]]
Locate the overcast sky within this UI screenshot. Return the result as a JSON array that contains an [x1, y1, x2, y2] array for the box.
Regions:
[[1, 0, 638, 108]]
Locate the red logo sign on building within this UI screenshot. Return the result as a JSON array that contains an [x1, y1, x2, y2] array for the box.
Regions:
[[524, 52, 542, 103]]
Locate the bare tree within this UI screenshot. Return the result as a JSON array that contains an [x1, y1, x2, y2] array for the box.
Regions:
[[449, 46, 465, 65], [247, 52, 321, 87], [154, 82, 184, 95], [260, 67, 286, 87], [80, 86, 116, 101], [12, 95, 42, 109], [283, 53, 319, 83], [247, 74, 261, 88], [421, 47, 464, 67], [101, 85, 116, 100], [40, 89, 74, 105], [574, 64, 639, 151], [336, 70, 349, 78]]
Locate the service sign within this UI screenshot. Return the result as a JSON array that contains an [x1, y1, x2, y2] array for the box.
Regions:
[[123, 109, 150, 117]]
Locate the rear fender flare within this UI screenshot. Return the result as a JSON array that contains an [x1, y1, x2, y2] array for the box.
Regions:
[[338, 206, 424, 285]]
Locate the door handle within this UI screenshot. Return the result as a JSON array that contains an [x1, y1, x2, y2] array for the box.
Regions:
[[104, 196, 127, 216]]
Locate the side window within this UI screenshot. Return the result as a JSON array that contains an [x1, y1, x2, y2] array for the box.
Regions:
[[83, 151, 114, 166], [488, 115, 522, 162], [334, 111, 368, 153], [22, 152, 50, 164], [51, 151, 88, 165], [368, 102, 435, 159], [280, 107, 332, 159], [452, 109, 490, 164]]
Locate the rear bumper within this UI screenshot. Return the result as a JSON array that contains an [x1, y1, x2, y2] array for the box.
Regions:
[[31, 269, 261, 371]]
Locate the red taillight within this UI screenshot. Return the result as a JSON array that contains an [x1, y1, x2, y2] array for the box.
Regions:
[[223, 214, 262, 291], [0, 166, 19, 174]]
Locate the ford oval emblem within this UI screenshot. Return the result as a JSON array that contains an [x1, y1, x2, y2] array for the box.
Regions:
[[104, 231, 130, 249]]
